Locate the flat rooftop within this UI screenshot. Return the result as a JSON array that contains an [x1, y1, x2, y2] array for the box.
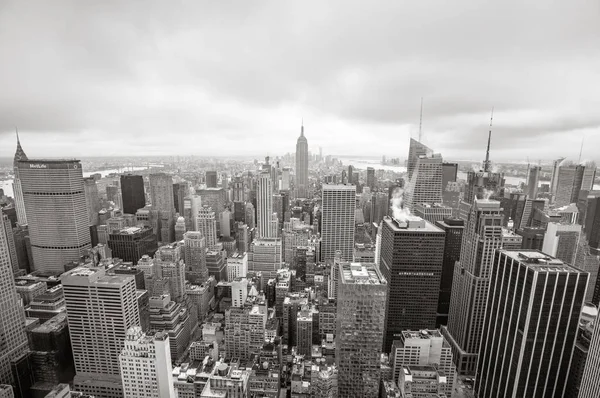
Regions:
[[340, 262, 386, 285], [384, 216, 444, 233], [401, 329, 443, 340], [504, 250, 581, 273]]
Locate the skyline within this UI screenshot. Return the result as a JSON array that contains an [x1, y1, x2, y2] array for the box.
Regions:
[[1, 1, 600, 161]]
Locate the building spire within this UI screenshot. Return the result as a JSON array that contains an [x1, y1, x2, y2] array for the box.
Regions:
[[13, 127, 28, 167], [482, 107, 493, 172], [301, 118, 304, 137]]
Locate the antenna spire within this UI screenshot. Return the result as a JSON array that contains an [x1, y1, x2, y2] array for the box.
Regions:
[[418, 97, 423, 142], [578, 135, 584, 163], [301, 118, 304, 136], [15, 126, 20, 142], [483, 107, 494, 172]]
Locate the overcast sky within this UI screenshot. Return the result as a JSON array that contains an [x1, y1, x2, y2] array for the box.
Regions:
[[1, 1, 599, 162]]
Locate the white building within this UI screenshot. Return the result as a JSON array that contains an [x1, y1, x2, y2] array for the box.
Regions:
[[321, 184, 356, 262], [227, 252, 248, 281], [197, 206, 218, 249], [119, 327, 176, 398], [231, 278, 249, 308], [257, 171, 275, 238]]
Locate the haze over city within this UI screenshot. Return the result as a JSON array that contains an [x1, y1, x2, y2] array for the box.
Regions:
[[1, 0, 600, 161]]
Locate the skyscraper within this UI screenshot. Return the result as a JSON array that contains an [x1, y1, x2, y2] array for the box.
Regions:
[[11, 131, 28, 225], [555, 163, 586, 206], [321, 184, 356, 262], [580, 318, 600, 397], [407, 138, 433, 181], [172, 182, 187, 215], [380, 216, 445, 352], [120, 174, 146, 215], [550, 157, 566, 201], [0, 215, 28, 385], [197, 206, 217, 249], [542, 222, 581, 265], [442, 198, 503, 375], [149, 173, 175, 212], [336, 262, 387, 398], [526, 165, 540, 199], [62, 266, 140, 398], [205, 171, 218, 188], [295, 122, 309, 198], [404, 154, 443, 212], [435, 217, 464, 326], [83, 177, 100, 226], [366, 167, 376, 190], [183, 231, 208, 284], [476, 250, 588, 398], [257, 171, 275, 238], [18, 159, 91, 274], [119, 327, 176, 398]]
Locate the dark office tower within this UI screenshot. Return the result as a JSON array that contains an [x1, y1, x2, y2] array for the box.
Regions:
[[172, 182, 187, 215], [83, 177, 100, 226], [205, 171, 218, 188], [336, 262, 387, 398], [555, 163, 586, 206], [435, 217, 464, 327], [232, 177, 244, 202], [149, 173, 175, 212], [380, 216, 445, 352], [107, 226, 158, 265], [516, 227, 545, 250], [498, 192, 527, 228], [347, 165, 354, 185], [321, 184, 356, 262], [295, 122, 309, 198], [183, 231, 208, 284], [519, 198, 545, 229], [526, 165, 540, 199], [120, 174, 146, 215], [12, 132, 28, 225], [476, 250, 588, 398], [0, 216, 28, 385], [18, 160, 91, 274], [565, 306, 595, 398], [583, 193, 600, 253], [366, 167, 376, 190], [442, 162, 458, 187], [441, 199, 503, 375], [580, 314, 600, 397], [407, 138, 433, 181]]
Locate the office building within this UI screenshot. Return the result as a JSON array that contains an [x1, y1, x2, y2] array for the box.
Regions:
[[407, 138, 433, 181], [476, 250, 588, 398], [120, 175, 145, 215], [183, 231, 208, 284], [62, 266, 140, 398], [336, 262, 387, 398], [83, 177, 100, 226], [580, 315, 600, 397], [18, 159, 91, 274], [442, 199, 503, 375], [380, 216, 445, 352], [119, 327, 175, 397], [321, 184, 356, 262], [297, 305, 317, 357], [183, 194, 201, 232], [550, 157, 566, 201], [227, 252, 248, 281], [224, 300, 268, 360], [414, 203, 453, 224], [1, 213, 18, 274], [526, 165, 540, 199], [149, 173, 175, 212], [404, 154, 443, 212], [295, 122, 309, 198], [281, 167, 291, 191], [148, 294, 190, 362], [582, 161, 597, 192], [0, 221, 28, 385], [517, 226, 545, 250], [435, 217, 464, 326], [12, 134, 28, 225], [573, 238, 600, 303], [282, 292, 309, 345], [257, 171, 275, 238], [390, 329, 455, 397], [248, 238, 282, 284], [107, 226, 158, 265], [172, 182, 187, 215], [205, 171, 218, 188], [542, 222, 581, 265], [174, 216, 185, 241], [565, 305, 596, 398], [397, 365, 448, 397], [197, 206, 218, 249], [555, 164, 586, 207], [366, 167, 376, 190]]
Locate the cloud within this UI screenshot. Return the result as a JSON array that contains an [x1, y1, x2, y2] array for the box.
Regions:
[[0, 0, 599, 161]]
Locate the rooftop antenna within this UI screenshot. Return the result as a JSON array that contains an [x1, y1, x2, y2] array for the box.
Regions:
[[301, 118, 304, 136], [418, 97, 423, 142], [578, 135, 584, 163], [483, 107, 494, 172]]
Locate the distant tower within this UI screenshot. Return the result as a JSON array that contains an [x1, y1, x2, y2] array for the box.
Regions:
[[0, 214, 28, 385], [336, 262, 387, 398], [476, 250, 588, 398], [149, 173, 175, 213], [441, 199, 504, 375], [18, 159, 91, 274], [205, 171, 218, 188], [550, 157, 566, 201], [183, 231, 208, 284], [12, 129, 28, 225], [404, 153, 443, 212], [526, 165, 540, 199], [257, 171, 274, 238], [295, 122, 309, 198], [406, 138, 433, 181], [120, 174, 145, 215], [554, 163, 586, 206], [321, 184, 356, 262], [196, 206, 217, 249], [63, 266, 140, 397]]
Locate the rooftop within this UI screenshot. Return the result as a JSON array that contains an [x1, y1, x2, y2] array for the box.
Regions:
[[384, 216, 444, 233], [340, 262, 386, 285], [505, 250, 581, 273], [401, 329, 443, 340]]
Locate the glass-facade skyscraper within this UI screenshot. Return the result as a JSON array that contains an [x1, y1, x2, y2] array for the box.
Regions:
[[120, 174, 146, 215]]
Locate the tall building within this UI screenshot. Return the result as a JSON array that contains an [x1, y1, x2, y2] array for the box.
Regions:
[[407, 138, 433, 181], [62, 266, 140, 398], [119, 327, 176, 398], [149, 173, 175, 212], [442, 199, 503, 375], [404, 154, 443, 212], [336, 262, 387, 398], [0, 217, 28, 385], [366, 167, 376, 190], [172, 182, 187, 215], [205, 171, 218, 188], [435, 217, 464, 326], [580, 316, 600, 397], [107, 226, 158, 265], [582, 161, 597, 192], [295, 122, 309, 198], [542, 222, 581, 265], [11, 132, 28, 225], [526, 165, 540, 199], [257, 171, 275, 238], [555, 164, 586, 207], [18, 159, 91, 274], [120, 175, 145, 215], [390, 330, 456, 397], [183, 194, 202, 231], [183, 231, 208, 284], [550, 157, 566, 201], [476, 250, 588, 398], [197, 206, 217, 249], [83, 177, 100, 226], [224, 300, 268, 360], [380, 216, 445, 352], [248, 238, 282, 283], [565, 305, 596, 398], [321, 184, 356, 262]]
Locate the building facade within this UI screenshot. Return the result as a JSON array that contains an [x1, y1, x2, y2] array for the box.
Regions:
[[321, 185, 356, 262]]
